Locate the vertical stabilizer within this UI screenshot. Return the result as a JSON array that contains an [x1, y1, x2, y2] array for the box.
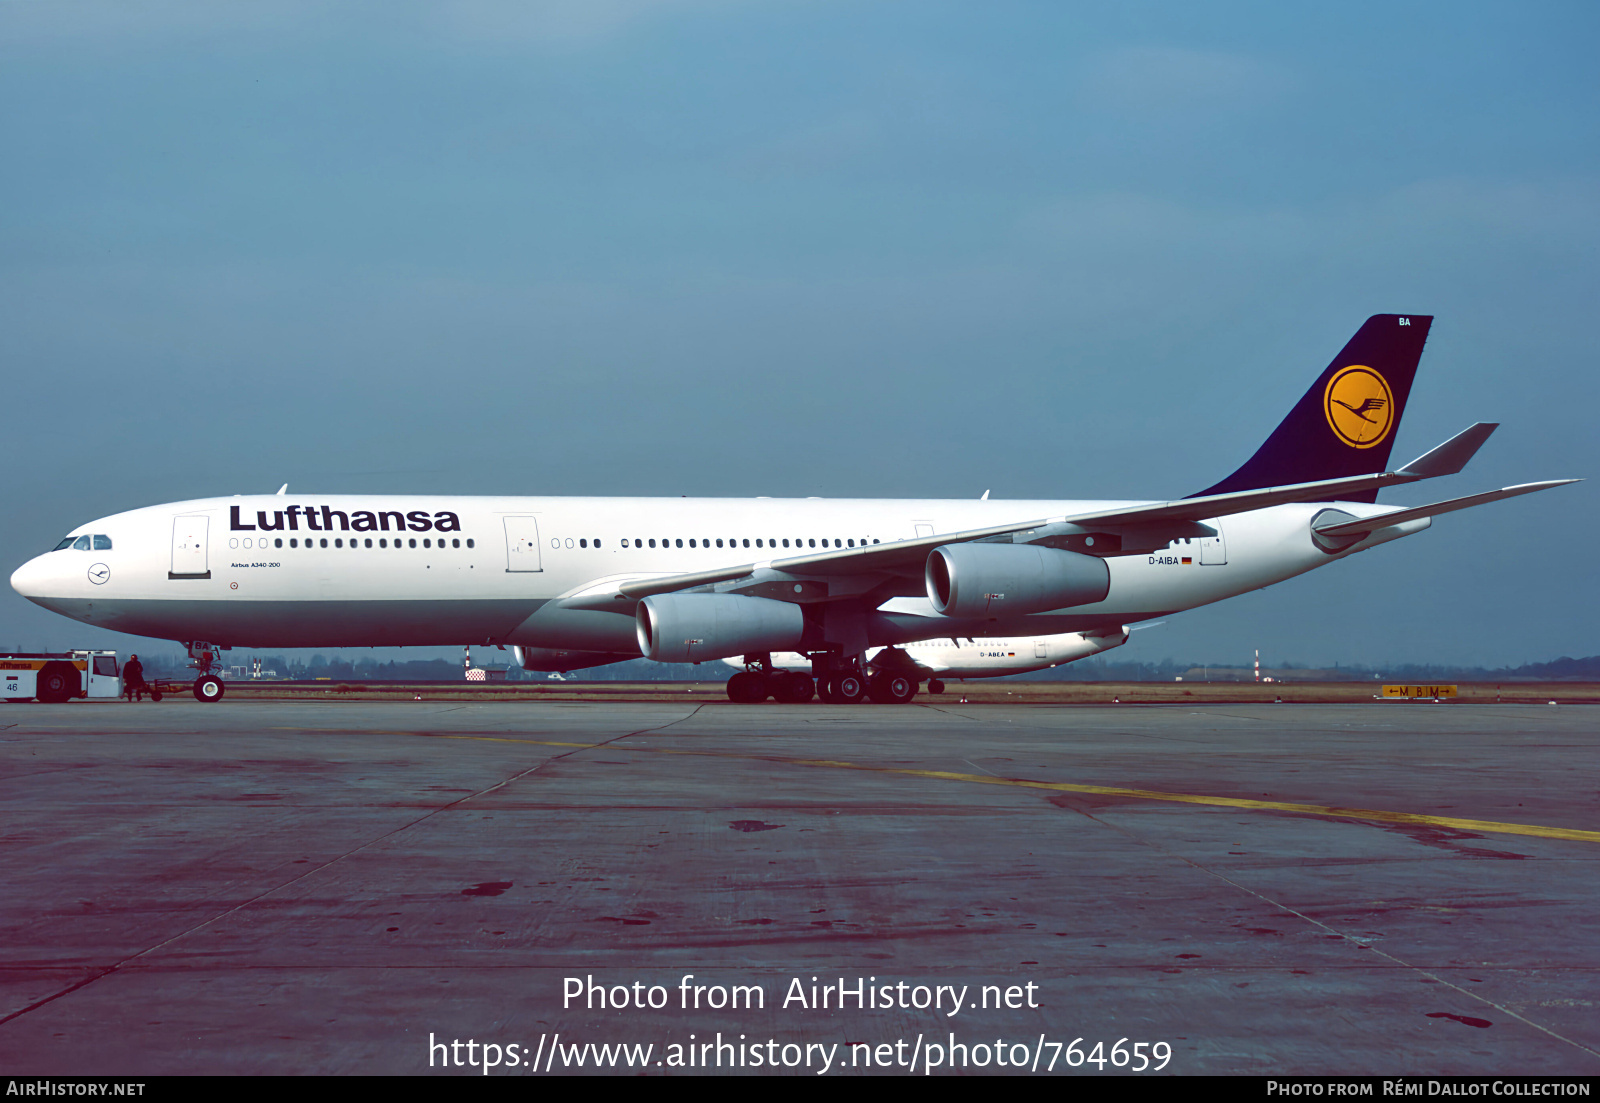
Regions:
[[1190, 314, 1433, 503]]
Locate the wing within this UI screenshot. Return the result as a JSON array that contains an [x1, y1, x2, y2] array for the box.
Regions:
[[555, 423, 1515, 610]]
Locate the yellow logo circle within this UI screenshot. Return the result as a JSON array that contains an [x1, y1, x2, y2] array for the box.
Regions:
[[1323, 365, 1394, 449]]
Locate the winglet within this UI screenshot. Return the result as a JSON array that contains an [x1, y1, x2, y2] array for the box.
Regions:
[[1396, 422, 1498, 478]]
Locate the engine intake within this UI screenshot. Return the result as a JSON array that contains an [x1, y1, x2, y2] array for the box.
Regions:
[[926, 542, 1110, 618], [636, 593, 805, 663]]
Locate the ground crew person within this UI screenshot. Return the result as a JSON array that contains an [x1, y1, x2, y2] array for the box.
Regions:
[[123, 654, 147, 702]]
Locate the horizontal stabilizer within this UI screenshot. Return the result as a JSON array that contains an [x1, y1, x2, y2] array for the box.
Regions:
[[1396, 422, 1498, 478], [614, 425, 1528, 601], [1312, 480, 1581, 538]]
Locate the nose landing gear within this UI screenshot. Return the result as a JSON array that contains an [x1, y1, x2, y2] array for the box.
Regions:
[[186, 642, 227, 703]]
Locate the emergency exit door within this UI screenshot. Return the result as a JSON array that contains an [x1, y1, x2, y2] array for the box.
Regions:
[[1198, 522, 1227, 565], [504, 516, 543, 572], [170, 515, 210, 579]]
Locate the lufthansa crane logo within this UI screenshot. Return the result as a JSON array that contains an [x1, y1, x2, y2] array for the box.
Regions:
[[1323, 365, 1394, 449]]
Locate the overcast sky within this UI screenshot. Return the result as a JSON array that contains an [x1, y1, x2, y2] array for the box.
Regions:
[[2, 0, 1595, 669]]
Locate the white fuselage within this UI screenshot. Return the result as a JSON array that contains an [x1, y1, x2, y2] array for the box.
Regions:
[[723, 618, 1132, 681], [10, 493, 1427, 655]]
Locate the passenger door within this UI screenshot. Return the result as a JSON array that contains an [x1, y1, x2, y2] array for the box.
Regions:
[[503, 516, 543, 572], [170, 515, 210, 579]]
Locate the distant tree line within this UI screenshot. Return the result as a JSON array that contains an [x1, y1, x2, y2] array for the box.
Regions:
[[47, 649, 1600, 683]]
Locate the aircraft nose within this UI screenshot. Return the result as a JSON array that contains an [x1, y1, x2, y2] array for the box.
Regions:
[[10, 553, 61, 604]]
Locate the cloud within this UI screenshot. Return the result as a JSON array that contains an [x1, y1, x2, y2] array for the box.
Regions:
[[0, 0, 730, 46], [1015, 176, 1600, 261], [0, 0, 326, 44], [429, 0, 735, 44], [1079, 46, 1294, 114], [730, 113, 882, 179]]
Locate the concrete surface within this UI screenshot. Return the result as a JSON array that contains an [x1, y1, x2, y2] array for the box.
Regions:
[[0, 697, 1595, 1075]]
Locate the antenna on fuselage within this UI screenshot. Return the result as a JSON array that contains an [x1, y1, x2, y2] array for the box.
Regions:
[[276, 484, 288, 495]]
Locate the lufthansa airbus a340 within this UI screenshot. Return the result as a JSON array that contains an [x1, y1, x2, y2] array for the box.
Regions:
[[10, 315, 1576, 704]]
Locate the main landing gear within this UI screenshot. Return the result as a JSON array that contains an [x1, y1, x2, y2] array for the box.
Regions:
[[728, 669, 815, 704], [724, 654, 919, 705]]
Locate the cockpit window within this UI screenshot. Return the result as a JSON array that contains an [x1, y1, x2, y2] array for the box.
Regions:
[[53, 537, 75, 551], [93, 535, 112, 550], [71, 536, 92, 551]]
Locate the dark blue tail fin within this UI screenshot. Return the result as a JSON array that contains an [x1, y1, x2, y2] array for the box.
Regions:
[[1190, 314, 1433, 504]]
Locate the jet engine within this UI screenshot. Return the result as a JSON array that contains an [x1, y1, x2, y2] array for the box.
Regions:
[[926, 542, 1110, 618], [636, 593, 805, 663]]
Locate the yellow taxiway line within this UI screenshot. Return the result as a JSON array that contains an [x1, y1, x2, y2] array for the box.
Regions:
[[285, 727, 1600, 846]]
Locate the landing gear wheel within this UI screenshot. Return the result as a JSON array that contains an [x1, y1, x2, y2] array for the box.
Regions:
[[773, 672, 814, 704], [36, 662, 76, 703], [726, 671, 769, 703], [867, 673, 917, 704], [194, 675, 225, 703], [831, 672, 866, 704], [928, 679, 946, 695]]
